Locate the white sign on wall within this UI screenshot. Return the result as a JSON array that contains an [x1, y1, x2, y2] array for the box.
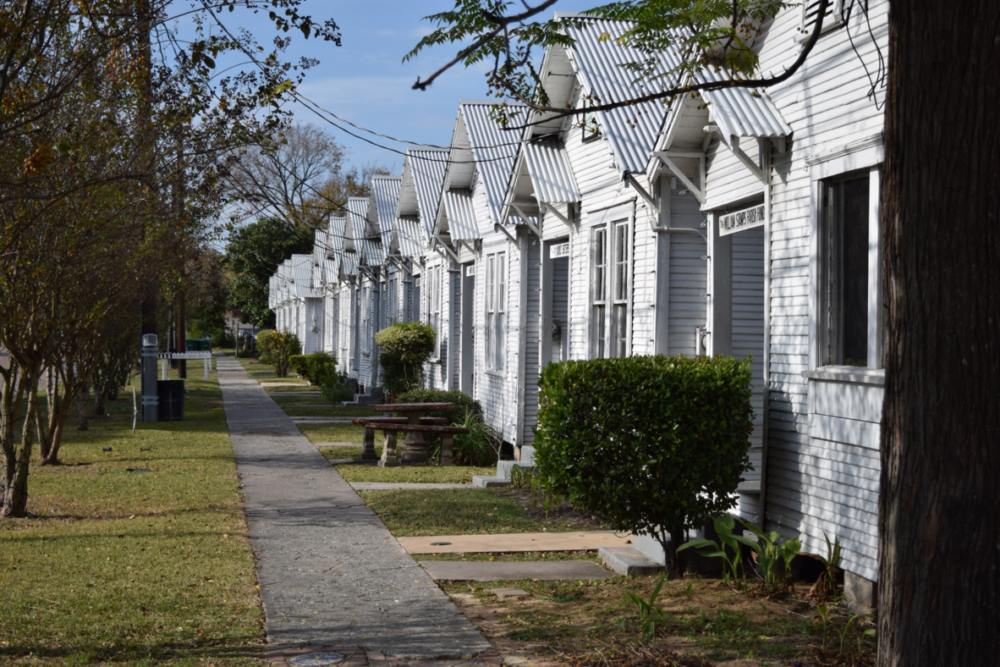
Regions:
[[719, 204, 766, 236], [550, 242, 570, 259]]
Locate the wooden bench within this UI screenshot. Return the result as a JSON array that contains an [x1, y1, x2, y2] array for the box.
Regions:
[[362, 423, 470, 467], [351, 417, 449, 462]]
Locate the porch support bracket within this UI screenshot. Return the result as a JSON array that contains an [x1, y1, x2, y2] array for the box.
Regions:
[[493, 223, 518, 244], [541, 202, 573, 229], [511, 203, 542, 240]]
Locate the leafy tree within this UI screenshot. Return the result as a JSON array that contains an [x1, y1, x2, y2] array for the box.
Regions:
[[225, 217, 315, 328], [533, 355, 753, 577], [375, 321, 436, 395]]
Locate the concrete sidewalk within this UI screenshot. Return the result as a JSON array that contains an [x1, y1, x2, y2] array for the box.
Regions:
[[216, 356, 491, 659]]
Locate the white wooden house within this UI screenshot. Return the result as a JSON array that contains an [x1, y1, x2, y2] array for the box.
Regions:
[[264, 0, 887, 612], [345, 196, 384, 393], [499, 15, 674, 453], [432, 100, 525, 446], [396, 147, 451, 332]]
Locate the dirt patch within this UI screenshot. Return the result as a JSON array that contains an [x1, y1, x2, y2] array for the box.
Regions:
[[443, 577, 873, 667]]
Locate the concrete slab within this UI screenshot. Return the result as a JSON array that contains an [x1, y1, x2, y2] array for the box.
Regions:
[[398, 531, 633, 555], [350, 483, 474, 491], [488, 588, 529, 598], [599, 546, 664, 577], [419, 560, 611, 582], [327, 458, 355, 465], [217, 356, 490, 659]]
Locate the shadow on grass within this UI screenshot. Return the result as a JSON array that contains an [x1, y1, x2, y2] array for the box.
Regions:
[[0, 642, 262, 665]]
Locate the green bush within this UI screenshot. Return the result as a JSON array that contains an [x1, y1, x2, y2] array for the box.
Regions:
[[394, 388, 482, 422], [533, 354, 754, 577], [375, 321, 435, 396], [256, 329, 277, 364], [268, 329, 301, 377]]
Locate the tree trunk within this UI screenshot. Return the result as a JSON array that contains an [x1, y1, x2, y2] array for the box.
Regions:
[[878, 3, 1000, 665], [94, 385, 106, 416], [1, 374, 36, 518], [75, 382, 89, 431]]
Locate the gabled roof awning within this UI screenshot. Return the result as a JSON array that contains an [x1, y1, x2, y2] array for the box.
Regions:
[[372, 176, 402, 257], [396, 215, 424, 259], [524, 138, 580, 204], [442, 190, 480, 241], [398, 149, 449, 243]]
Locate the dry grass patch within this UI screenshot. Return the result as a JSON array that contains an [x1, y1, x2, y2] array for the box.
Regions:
[[441, 576, 848, 667]]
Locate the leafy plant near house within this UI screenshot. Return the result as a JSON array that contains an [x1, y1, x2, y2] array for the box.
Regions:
[[375, 321, 436, 395], [741, 522, 802, 596], [534, 354, 754, 577], [450, 411, 501, 466], [806, 533, 842, 601], [267, 329, 301, 378], [677, 514, 749, 584], [622, 574, 669, 640]]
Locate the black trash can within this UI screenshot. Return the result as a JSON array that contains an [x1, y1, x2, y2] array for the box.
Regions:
[[157, 380, 185, 422]]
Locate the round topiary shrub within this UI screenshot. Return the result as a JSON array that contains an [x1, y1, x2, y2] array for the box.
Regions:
[[533, 354, 754, 577], [375, 321, 435, 396]]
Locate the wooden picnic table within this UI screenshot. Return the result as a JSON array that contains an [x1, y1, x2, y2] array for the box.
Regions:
[[371, 402, 455, 465]]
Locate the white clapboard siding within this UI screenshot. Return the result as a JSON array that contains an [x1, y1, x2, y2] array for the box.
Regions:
[[663, 187, 707, 352], [755, 0, 889, 580], [704, 136, 764, 211], [731, 227, 766, 483], [521, 241, 542, 445]]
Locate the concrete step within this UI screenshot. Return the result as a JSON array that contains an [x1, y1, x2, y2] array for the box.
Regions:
[[472, 459, 535, 488], [599, 546, 665, 577]]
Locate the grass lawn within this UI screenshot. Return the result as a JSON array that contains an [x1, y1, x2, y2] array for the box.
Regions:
[[440, 576, 847, 666], [295, 422, 365, 444], [338, 463, 493, 483], [0, 371, 262, 666], [357, 488, 605, 537]]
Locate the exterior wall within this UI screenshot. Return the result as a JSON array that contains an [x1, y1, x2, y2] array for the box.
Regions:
[[756, 1, 889, 581]]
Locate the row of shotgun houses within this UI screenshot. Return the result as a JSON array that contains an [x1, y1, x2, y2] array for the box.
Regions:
[[270, 2, 888, 610]]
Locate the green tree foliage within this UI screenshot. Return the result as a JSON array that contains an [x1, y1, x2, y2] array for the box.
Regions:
[[225, 217, 315, 328], [268, 330, 302, 378], [533, 354, 754, 577], [406, 0, 816, 126], [375, 321, 436, 396]]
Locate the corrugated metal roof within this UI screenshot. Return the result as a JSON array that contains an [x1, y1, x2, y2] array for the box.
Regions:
[[328, 216, 347, 252], [372, 176, 401, 253], [396, 215, 424, 259], [562, 17, 671, 173], [340, 251, 359, 277], [523, 137, 580, 203], [407, 149, 449, 240], [323, 257, 338, 285], [459, 101, 522, 226], [697, 67, 791, 140], [291, 254, 319, 299], [347, 196, 383, 265], [442, 190, 480, 241], [558, 14, 788, 170]]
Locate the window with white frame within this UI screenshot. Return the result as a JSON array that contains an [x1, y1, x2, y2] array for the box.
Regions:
[[485, 252, 506, 371], [361, 284, 370, 355], [413, 275, 421, 322], [590, 218, 631, 358], [819, 169, 881, 368]]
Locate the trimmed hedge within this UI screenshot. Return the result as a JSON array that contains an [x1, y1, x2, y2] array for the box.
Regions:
[[533, 354, 754, 576]]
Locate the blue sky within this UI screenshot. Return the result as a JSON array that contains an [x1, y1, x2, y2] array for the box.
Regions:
[[193, 1, 591, 174]]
